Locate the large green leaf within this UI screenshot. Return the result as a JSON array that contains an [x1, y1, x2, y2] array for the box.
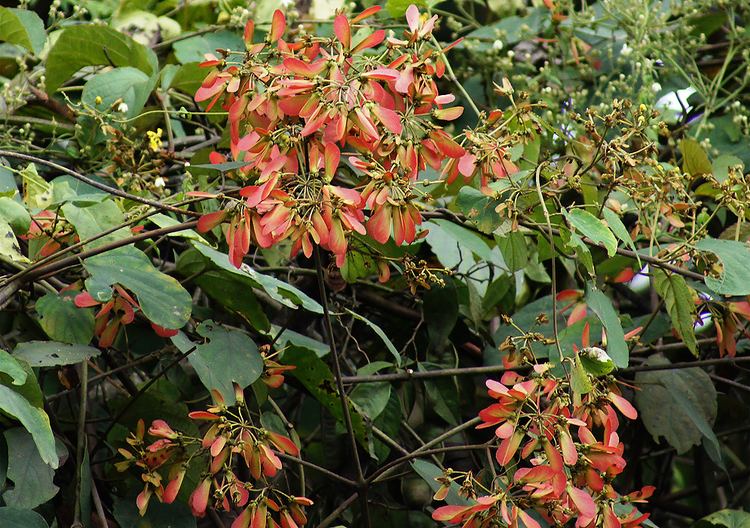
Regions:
[[35, 291, 95, 345], [13, 341, 100, 367], [350, 381, 391, 421], [602, 207, 638, 259], [45, 25, 157, 93], [496, 231, 529, 272], [2, 428, 59, 509], [695, 238, 750, 296], [680, 138, 712, 176], [189, 243, 323, 313], [173, 31, 244, 64], [635, 354, 720, 460], [694, 510, 750, 528], [424, 219, 493, 265], [62, 200, 129, 249], [195, 272, 270, 332], [172, 321, 263, 404], [584, 285, 628, 368], [0, 349, 26, 386], [0, 219, 29, 263], [652, 268, 698, 355], [461, 7, 550, 49], [0, 508, 49, 528], [83, 246, 192, 330], [564, 208, 618, 257], [0, 7, 45, 54], [455, 187, 504, 234], [0, 385, 57, 468], [0, 196, 31, 234], [80, 67, 156, 119]]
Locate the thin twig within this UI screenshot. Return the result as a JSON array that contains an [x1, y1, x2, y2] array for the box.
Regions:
[[0, 150, 201, 217], [313, 247, 370, 528]]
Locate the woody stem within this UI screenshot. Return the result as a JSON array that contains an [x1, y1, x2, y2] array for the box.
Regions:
[[313, 246, 371, 528]]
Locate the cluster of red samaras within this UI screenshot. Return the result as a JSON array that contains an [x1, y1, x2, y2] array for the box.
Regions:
[[194, 4, 517, 270], [432, 367, 654, 528], [119, 386, 311, 528]]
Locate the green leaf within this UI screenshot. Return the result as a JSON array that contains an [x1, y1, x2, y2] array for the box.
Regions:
[[0, 7, 45, 54], [13, 341, 100, 367], [424, 219, 493, 272], [496, 231, 528, 272], [694, 510, 750, 528], [711, 155, 743, 183], [350, 382, 391, 421], [83, 246, 192, 330], [563, 231, 594, 274], [602, 208, 638, 261], [0, 196, 31, 234], [149, 213, 208, 244], [173, 321, 263, 404], [21, 163, 51, 210], [455, 187, 504, 234], [271, 326, 329, 358], [45, 25, 157, 93], [35, 291, 95, 344], [0, 219, 29, 263], [190, 243, 323, 313], [62, 199, 129, 249], [385, 0, 427, 17], [423, 282, 458, 348], [695, 238, 750, 296], [167, 62, 206, 95], [579, 347, 615, 376], [462, 7, 550, 48], [0, 507, 49, 528], [652, 268, 698, 356], [584, 285, 628, 368], [635, 354, 720, 459], [2, 428, 59, 509], [420, 363, 460, 425], [571, 356, 593, 394], [680, 138, 712, 176], [0, 385, 57, 468], [0, 349, 26, 386], [565, 208, 618, 257], [173, 30, 244, 64], [344, 308, 401, 366], [195, 272, 270, 332], [81, 66, 155, 119]]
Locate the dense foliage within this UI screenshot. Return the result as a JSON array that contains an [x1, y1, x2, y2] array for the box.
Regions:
[[0, 0, 750, 527]]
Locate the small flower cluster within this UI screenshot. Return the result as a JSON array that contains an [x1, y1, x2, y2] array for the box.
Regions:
[[432, 363, 653, 528], [118, 383, 311, 527], [194, 5, 471, 269], [74, 284, 177, 347]]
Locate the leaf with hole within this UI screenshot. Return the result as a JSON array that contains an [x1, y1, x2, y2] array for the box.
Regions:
[[13, 341, 99, 366], [695, 237, 750, 296]]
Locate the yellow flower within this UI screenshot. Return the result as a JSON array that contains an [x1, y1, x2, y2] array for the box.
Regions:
[[147, 128, 163, 152]]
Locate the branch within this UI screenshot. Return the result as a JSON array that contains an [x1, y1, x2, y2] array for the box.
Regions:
[[0, 150, 201, 218], [341, 344, 749, 384], [0, 220, 198, 308], [313, 247, 370, 527]]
